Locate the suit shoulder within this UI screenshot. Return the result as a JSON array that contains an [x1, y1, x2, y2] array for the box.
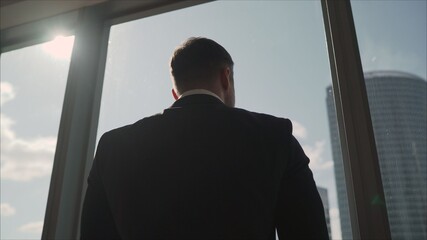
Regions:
[[231, 107, 293, 133], [99, 113, 162, 142], [100, 124, 132, 141]]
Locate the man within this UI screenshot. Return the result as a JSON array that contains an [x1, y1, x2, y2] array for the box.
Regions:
[[81, 37, 329, 239]]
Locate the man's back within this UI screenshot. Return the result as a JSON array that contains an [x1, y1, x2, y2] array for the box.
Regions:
[[81, 94, 328, 239]]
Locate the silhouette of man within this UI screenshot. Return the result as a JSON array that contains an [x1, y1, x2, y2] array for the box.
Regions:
[[81, 37, 329, 240]]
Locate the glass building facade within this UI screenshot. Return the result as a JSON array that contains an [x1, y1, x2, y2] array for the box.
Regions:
[[317, 186, 332, 239], [327, 71, 427, 240]]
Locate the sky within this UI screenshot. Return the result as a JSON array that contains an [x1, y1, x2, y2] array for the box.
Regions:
[[1, 37, 73, 239], [1, 1, 426, 239]]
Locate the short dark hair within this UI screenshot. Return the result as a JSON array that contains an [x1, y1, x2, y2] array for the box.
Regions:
[[170, 37, 234, 92]]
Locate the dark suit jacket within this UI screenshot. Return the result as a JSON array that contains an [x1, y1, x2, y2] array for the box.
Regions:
[[81, 94, 329, 240]]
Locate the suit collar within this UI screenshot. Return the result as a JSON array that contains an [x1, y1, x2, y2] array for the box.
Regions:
[[179, 89, 224, 103], [170, 94, 225, 108]]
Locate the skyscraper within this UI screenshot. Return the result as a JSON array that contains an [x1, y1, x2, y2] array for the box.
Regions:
[[326, 71, 427, 240], [317, 186, 331, 239], [326, 87, 352, 240]]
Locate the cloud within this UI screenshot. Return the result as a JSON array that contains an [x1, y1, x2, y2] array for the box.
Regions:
[[1, 115, 56, 181], [292, 120, 307, 139], [291, 121, 333, 171], [1, 83, 56, 182], [1, 113, 15, 140], [1, 82, 16, 106], [303, 141, 333, 170], [18, 221, 43, 234], [1, 203, 16, 217]]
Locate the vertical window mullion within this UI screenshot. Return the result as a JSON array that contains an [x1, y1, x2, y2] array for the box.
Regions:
[[320, 0, 391, 239], [42, 6, 110, 240]]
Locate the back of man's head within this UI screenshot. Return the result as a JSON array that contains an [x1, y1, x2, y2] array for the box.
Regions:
[[170, 37, 234, 93]]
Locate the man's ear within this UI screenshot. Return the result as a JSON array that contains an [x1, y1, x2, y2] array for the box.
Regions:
[[172, 89, 179, 100], [220, 67, 231, 90]]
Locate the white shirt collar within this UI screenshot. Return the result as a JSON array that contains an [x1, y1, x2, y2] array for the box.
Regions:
[[179, 89, 224, 103]]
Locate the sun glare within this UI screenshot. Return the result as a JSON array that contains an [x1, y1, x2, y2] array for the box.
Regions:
[[42, 35, 75, 59]]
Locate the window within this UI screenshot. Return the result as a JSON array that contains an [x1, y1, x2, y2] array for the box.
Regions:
[[3, 1, 405, 239], [0, 36, 74, 239], [97, 1, 346, 239], [350, 1, 426, 239]]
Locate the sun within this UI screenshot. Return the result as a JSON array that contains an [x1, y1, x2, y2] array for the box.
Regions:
[[42, 35, 75, 59]]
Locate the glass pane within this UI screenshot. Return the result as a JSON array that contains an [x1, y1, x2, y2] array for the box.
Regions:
[[97, 2, 348, 239], [351, 1, 427, 239], [1, 36, 74, 239]]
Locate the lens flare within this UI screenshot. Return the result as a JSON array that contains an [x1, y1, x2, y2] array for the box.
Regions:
[[42, 35, 74, 59]]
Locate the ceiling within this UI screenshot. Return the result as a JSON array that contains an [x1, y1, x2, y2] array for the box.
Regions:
[[0, 0, 206, 53], [0, 0, 107, 31]]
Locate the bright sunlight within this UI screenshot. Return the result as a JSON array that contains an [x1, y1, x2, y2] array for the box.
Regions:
[[42, 35, 75, 59]]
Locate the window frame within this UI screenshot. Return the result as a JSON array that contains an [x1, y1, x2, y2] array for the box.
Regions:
[[0, 0, 391, 239], [321, 0, 391, 239]]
